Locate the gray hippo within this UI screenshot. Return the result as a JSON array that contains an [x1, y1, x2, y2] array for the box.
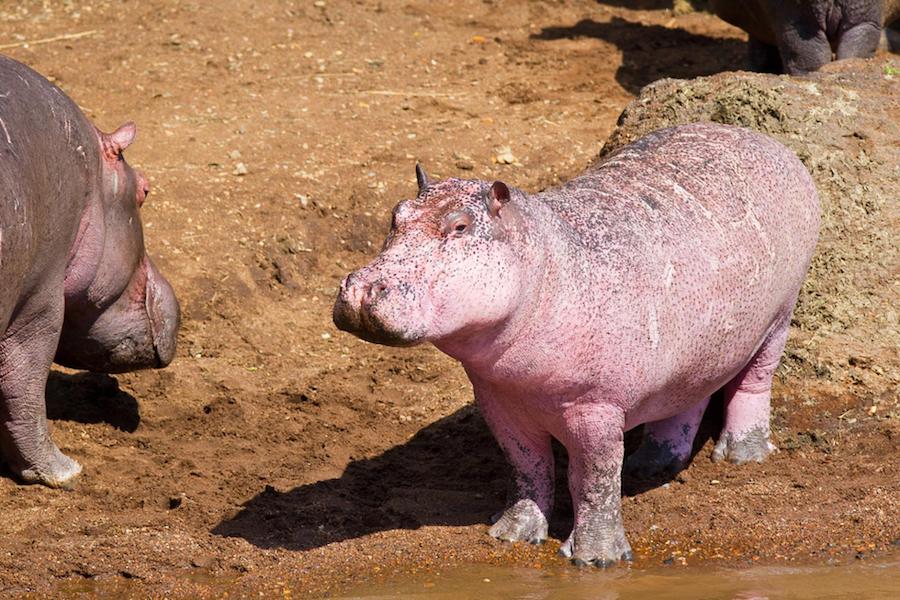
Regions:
[[333, 123, 820, 566], [0, 56, 180, 487], [709, 0, 900, 73]]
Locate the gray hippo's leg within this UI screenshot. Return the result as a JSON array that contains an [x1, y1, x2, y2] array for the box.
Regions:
[[0, 294, 81, 487], [476, 386, 554, 545], [712, 316, 790, 464], [624, 396, 710, 479], [558, 403, 632, 567], [836, 22, 881, 60], [773, 8, 832, 74]]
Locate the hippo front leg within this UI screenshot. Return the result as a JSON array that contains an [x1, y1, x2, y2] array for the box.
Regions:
[[835, 22, 881, 60], [774, 17, 831, 75], [475, 385, 554, 545], [558, 403, 631, 567], [0, 295, 81, 487]]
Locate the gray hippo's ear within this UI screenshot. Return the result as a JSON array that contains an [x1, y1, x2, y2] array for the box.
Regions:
[[486, 180, 511, 218], [99, 122, 137, 161], [415, 163, 430, 193]]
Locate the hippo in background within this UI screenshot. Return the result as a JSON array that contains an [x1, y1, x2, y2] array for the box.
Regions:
[[334, 123, 820, 566], [709, 0, 900, 73], [0, 55, 180, 487]]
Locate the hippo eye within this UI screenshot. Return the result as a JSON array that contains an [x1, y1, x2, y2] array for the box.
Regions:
[[443, 211, 473, 237]]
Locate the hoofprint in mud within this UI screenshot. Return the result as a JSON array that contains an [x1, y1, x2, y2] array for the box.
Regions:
[[0, 56, 180, 488], [334, 123, 820, 567]]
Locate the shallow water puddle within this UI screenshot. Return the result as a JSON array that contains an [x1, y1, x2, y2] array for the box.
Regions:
[[338, 560, 900, 600]]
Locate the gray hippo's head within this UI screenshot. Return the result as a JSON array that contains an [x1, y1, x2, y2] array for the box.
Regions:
[[54, 122, 180, 373]]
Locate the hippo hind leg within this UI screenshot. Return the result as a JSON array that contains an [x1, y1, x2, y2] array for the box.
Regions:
[[0, 295, 82, 487], [712, 316, 790, 464], [624, 396, 710, 480]]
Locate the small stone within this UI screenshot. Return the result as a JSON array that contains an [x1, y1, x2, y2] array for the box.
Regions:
[[495, 147, 516, 165], [454, 153, 475, 170], [228, 149, 242, 160], [233, 162, 248, 176]]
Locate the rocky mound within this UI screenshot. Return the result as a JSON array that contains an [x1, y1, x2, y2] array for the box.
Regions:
[[598, 59, 900, 403]]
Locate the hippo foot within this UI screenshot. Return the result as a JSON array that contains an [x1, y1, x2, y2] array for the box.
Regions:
[[558, 520, 632, 567], [16, 446, 82, 488], [488, 499, 548, 545], [623, 439, 686, 481], [711, 429, 775, 464]]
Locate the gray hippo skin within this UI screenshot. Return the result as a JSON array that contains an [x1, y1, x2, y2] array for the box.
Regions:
[[710, 0, 900, 73], [0, 56, 180, 487]]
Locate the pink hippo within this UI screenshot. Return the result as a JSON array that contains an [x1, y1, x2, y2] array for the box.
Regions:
[[333, 123, 820, 566]]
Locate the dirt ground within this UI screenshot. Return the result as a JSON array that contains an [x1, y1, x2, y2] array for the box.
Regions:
[[0, 1, 898, 597]]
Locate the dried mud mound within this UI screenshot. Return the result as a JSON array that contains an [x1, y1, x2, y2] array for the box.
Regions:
[[599, 60, 900, 398]]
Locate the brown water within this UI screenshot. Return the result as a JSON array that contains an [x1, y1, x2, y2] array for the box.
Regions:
[[338, 561, 900, 599]]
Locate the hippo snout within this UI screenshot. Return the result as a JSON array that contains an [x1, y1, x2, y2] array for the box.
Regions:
[[333, 272, 420, 347], [145, 258, 180, 368], [338, 272, 388, 309]]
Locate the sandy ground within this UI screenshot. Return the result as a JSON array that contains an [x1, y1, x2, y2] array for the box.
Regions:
[[0, 1, 897, 597]]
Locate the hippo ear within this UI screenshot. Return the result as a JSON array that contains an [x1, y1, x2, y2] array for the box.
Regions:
[[100, 122, 137, 160], [415, 163, 430, 193], [486, 181, 511, 218]]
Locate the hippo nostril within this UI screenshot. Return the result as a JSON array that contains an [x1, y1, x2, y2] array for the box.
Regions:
[[366, 281, 388, 303]]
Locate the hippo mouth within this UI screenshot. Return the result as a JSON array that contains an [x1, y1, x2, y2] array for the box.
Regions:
[[332, 294, 423, 347], [144, 257, 180, 368]]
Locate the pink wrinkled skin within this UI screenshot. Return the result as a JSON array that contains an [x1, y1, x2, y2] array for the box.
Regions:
[[333, 123, 820, 566]]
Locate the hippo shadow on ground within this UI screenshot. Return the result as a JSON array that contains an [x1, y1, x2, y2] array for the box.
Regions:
[[45, 370, 141, 433], [533, 16, 746, 94], [213, 402, 717, 551]]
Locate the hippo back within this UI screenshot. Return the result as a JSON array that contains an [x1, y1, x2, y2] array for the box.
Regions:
[[537, 123, 820, 417], [0, 56, 99, 327]]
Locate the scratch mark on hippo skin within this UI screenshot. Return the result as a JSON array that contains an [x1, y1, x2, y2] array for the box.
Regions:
[[664, 262, 675, 288], [648, 303, 660, 350], [0, 117, 12, 144], [670, 178, 712, 219]]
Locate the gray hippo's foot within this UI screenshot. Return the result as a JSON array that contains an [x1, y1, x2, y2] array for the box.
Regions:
[[15, 445, 82, 488], [489, 499, 548, 545], [558, 517, 633, 567], [711, 428, 775, 464]]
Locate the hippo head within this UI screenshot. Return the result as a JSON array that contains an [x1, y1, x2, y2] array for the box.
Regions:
[[54, 122, 180, 373], [334, 165, 527, 349]]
